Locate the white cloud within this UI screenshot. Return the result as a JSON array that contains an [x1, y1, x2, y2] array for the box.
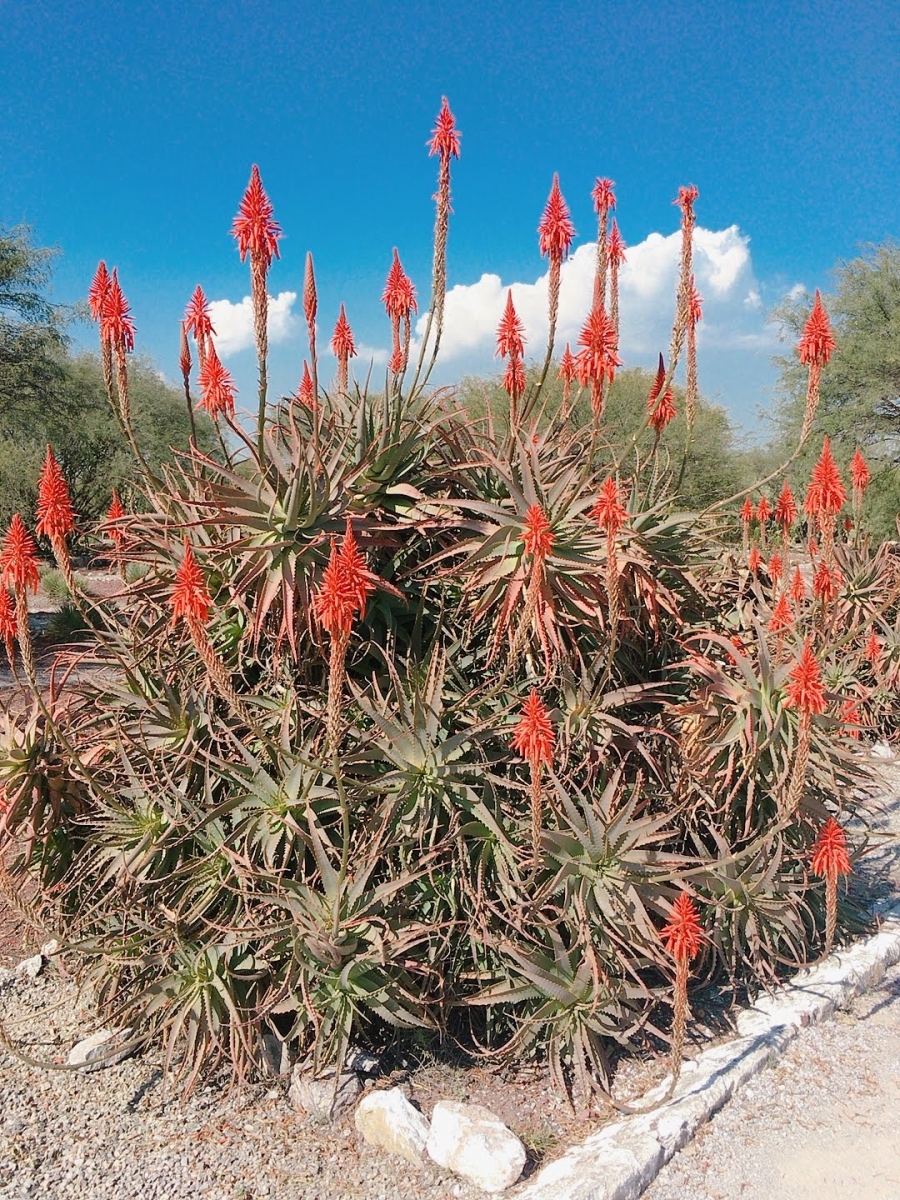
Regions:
[[207, 291, 299, 356], [355, 343, 390, 368]]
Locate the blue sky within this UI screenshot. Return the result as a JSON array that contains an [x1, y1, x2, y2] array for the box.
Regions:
[[2, 0, 898, 435]]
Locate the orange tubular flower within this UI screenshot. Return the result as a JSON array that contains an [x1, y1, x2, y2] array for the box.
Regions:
[[608, 220, 627, 269], [382, 247, 418, 372], [674, 184, 699, 221], [850, 447, 870, 509], [774, 480, 798, 531], [297, 361, 316, 410], [538, 174, 576, 263], [331, 303, 357, 392], [503, 358, 526, 399], [522, 504, 555, 565], [179, 322, 192, 390], [88, 261, 111, 321], [807, 536, 820, 559], [591, 477, 628, 536], [789, 565, 807, 603], [303, 251, 318, 329], [575, 303, 622, 415], [839, 697, 861, 739], [805, 437, 847, 519], [197, 341, 237, 419], [496, 290, 525, 360], [591, 177, 616, 308], [231, 165, 281, 267], [36, 446, 76, 543], [812, 816, 852, 953], [313, 539, 356, 639], [864, 629, 882, 665], [592, 177, 617, 218], [184, 285, 215, 343], [558, 342, 577, 410], [106, 490, 125, 543], [740, 498, 754, 524], [647, 353, 676, 434], [747, 544, 762, 573], [428, 95, 461, 160], [339, 520, 375, 618], [0, 587, 15, 659], [511, 689, 555, 768], [661, 892, 703, 963], [171, 539, 212, 626], [0, 515, 41, 594], [100, 269, 136, 352], [785, 639, 827, 716], [798, 289, 836, 368], [756, 496, 771, 524], [768, 593, 794, 634], [688, 276, 703, 325], [768, 550, 783, 585], [813, 560, 840, 603]]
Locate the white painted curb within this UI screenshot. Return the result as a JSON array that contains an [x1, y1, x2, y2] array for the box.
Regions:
[[514, 907, 900, 1200]]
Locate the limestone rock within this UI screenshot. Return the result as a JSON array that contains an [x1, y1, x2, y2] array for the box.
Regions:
[[426, 1100, 526, 1193], [289, 1066, 360, 1124], [15, 954, 44, 980], [67, 1027, 135, 1072], [40, 939, 61, 958], [354, 1087, 430, 1165]]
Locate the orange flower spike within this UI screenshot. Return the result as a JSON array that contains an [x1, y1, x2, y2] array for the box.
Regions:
[[740, 498, 754, 524], [313, 539, 356, 638], [839, 698, 862, 739], [646, 352, 676, 433], [798, 289, 836, 368], [0, 587, 15, 652], [36, 445, 76, 543], [538, 174, 576, 263], [575, 304, 621, 386], [496, 290, 526, 360], [106, 490, 126, 547], [503, 358, 526, 399], [789, 565, 807, 603], [813, 560, 840, 603], [303, 251, 318, 329], [768, 550, 783, 584], [382, 248, 418, 320], [0, 515, 41, 594], [756, 496, 771, 524], [774, 480, 798, 529], [747, 544, 762, 574], [864, 630, 882, 665], [591, 177, 616, 217], [100, 269, 136, 352], [428, 96, 461, 160], [339, 519, 375, 618], [558, 344, 576, 386], [785, 639, 827, 715], [804, 436, 847, 517], [591, 477, 628, 535], [171, 539, 212, 626], [184, 286, 216, 343], [687, 275, 703, 323], [522, 504, 555, 563], [807, 536, 820, 559], [811, 817, 852, 879], [661, 892, 703, 963], [231, 164, 281, 267], [297, 362, 316, 410], [88, 261, 111, 322], [511, 689, 555, 768], [197, 342, 237, 419], [674, 184, 699, 220], [608, 220, 627, 267], [768, 593, 794, 634], [331, 303, 357, 361], [850, 447, 871, 494]]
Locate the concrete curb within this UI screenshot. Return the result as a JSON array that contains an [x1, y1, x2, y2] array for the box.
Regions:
[[515, 906, 900, 1200]]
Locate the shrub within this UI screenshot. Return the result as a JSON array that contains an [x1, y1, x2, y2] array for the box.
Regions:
[[0, 104, 884, 1103]]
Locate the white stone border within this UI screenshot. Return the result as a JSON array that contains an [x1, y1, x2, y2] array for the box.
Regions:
[[514, 905, 900, 1200]]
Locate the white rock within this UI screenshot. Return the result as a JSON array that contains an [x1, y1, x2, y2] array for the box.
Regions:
[[0, 967, 15, 990], [354, 1087, 430, 1165], [15, 954, 44, 980], [426, 1100, 526, 1193], [346, 1045, 381, 1074], [40, 939, 61, 958], [871, 740, 895, 759], [67, 1027, 135, 1072], [289, 1066, 360, 1124]]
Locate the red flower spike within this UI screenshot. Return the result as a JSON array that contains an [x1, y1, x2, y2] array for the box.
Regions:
[[107, 490, 126, 547], [538, 174, 576, 262], [748, 544, 762, 574], [231, 164, 281, 266], [197, 341, 237, 419], [768, 550, 783, 584], [591, 178, 616, 216], [864, 630, 882, 665], [805, 436, 847, 517], [503, 358, 526, 399], [171, 539, 211, 626], [331, 304, 357, 361], [740, 498, 754, 524], [382, 249, 418, 320], [313, 538, 356, 638], [839, 698, 862, 739], [575, 305, 622, 389], [428, 97, 461, 161], [36, 446, 76, 542], [0, 514, 41, 594], [785, 639, 827, 716], [496, 290, 526, 360], [768, 593, 794, 634], [608, 220, 627, 267], [774, 480, 798, 529], [661, 892, 703, 963], [811, 817, 852, 879], [303, 252, 317, 328], [339, 520, 375, 618], [591, 477, 628, 535], [558, 343, 577, 385], [511, 689, 555, 768], [807, 536, 820, 558], [297, 361, 315, 409], [184, 286, 215, 342], [756, 496, 771, 524], [813, 560, 841, 603], [645, 352, 677, 433], [688, 275, 703, 323], [522, 504, 555, 562], [0, 587, 15, 645], [100, 269, 136, 352], [850, 447, 871, 494], [790, 565, 807, 603], [798, 289, 835, 368], [88, 261, 111, 322], [674, 185, 699, 216]]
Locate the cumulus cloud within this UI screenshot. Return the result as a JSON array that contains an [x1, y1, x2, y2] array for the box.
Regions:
[[207, 291, 299, 356]]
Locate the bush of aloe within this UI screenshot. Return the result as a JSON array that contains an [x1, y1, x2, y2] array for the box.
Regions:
[[0, 99, 889, 1102]]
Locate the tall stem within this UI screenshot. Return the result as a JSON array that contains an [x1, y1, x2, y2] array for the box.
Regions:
[[252, 254, 269, 465]]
